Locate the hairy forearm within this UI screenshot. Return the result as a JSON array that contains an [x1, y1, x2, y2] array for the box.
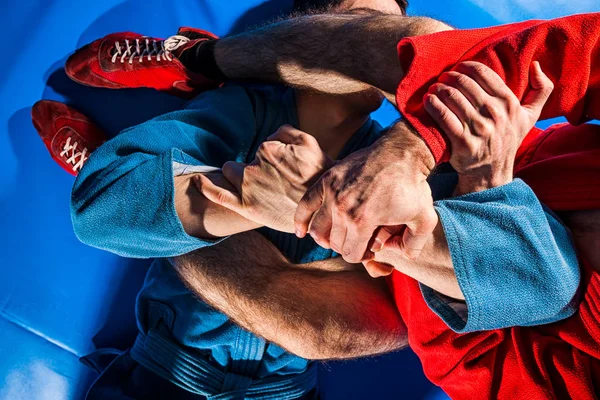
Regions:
[[216, 14, 452, 99], [171, 231, 407, 360], [174, 173, 261, 239]]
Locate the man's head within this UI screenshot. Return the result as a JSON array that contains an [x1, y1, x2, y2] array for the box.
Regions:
[[294, 0, 408, 15]]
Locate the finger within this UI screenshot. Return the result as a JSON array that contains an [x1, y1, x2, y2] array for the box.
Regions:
[[308, 207, 333, 249], [329, 211, 347, 253], [255, 141, 284, 165], [424, 93, 464, 139], [369, 226, 393, 253], [429, 83, 478, 123], [193, 173, 243, 211], [294, 180, 325, 238], [387, 206, 438, 260], [268, 124, 312, 146], [453, 61, 514, 100], [522, 61, 554, 126], [363, 260, 395, 278], [341, 222, 376, 263], [222, 161, 246, 193], [438, 71, 491, 111]]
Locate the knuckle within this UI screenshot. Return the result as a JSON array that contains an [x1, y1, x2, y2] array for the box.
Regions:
[[243, 164, 256, 177], [298, 190, 315, 207], [335, 195, 358, 217], [480, 103, 501, 120], [435, 85, 457, 100], [464, 142, 481, 161], [453, 72, 471, 87], [472, 117, 494, 137], [309, 226, 323, 239], [342, 251, 362, 264], [544, 79, 555, 94], [506, 98, 520, 113], [330, 239, 341, 252], [438, 106, 453, 122], [296, 131, 311, 142], [257, 141, 273, 154], [321, 170, 334, 183], [277, 124, 293, 134], [541, 74, 555, 89], [304, 134, 319, 148], [440, 71, 458, 84], [470, 63, 488, 78]]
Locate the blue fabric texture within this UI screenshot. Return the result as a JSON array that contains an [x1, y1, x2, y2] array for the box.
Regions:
[[425, 179, 580, 333], [70, 83, 579, 396], [72, 84, 383, 397]]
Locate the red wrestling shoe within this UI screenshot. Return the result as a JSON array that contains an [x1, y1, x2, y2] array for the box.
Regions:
[[31, 100, 106, 176], [65, 27, 220, 98]]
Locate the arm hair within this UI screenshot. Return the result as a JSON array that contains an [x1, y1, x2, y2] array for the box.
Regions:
[[171, 231, 407, 360]]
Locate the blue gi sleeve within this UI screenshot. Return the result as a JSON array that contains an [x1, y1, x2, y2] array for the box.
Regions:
[[422, 178, 580, 332], [71, 85, 263, 259]]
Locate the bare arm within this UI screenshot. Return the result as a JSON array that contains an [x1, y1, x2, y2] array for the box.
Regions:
[[174, 172, 262, 239], [216, 14, 452, 101], [171, 231, 407, 360], [372, 222, 462, 299]]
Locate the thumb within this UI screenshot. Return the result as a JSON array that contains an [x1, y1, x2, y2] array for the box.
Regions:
[[294, 180, 325, 238], [522, 61, 554, 125], [386, 206, 438, 260], [369, 225, 403, 253], [193, 173, 243, 212], [267, 124, 304, 145], [222, 161, 246, 193], [363, 260, 395, 278]]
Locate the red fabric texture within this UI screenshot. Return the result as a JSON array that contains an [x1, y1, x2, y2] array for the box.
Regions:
[[396, 13, 600, 162], [514, 123, 600, 211], [389, 13, 600, 399], [388, 122, 600, 399]]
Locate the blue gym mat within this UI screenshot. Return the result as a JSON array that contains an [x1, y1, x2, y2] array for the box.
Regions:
[[1, 1, 598, 399]]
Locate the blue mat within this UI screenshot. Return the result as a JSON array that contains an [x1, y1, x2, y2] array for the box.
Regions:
[[1, 1, 597, 399]]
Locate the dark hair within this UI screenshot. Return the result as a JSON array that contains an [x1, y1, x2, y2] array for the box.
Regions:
[[396, 0, 408, 14], [294, 0, 409, 15]]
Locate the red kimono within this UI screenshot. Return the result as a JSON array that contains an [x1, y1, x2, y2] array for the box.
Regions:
[[390, 13, 600, 399]]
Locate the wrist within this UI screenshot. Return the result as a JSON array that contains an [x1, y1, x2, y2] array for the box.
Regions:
[[454, 171, 513, 196], [382, 122, 435, 176]]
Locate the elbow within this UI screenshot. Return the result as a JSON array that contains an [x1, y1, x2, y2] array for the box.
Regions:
[[70, 184, 116, 252], [70, 201, 99, 249], [411, 17, 454, 36], [70, 171, 102, 248], [70, 188, 91, 247], [286, 332, 355, 361], [289, 316, 407, 360]]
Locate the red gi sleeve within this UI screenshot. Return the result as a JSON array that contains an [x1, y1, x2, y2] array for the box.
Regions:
[[395, 13, 600, 162], [387, 121, 600, 399]]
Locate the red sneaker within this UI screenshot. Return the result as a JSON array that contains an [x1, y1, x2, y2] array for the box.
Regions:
[[65, 27, 220, 98], [31, 100, 106, 176]]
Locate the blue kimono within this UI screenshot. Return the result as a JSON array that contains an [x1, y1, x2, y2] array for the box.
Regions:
[[72, 85, 579, 399]]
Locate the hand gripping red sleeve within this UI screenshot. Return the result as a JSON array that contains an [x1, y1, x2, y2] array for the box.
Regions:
[[395, 13, 600, 163]]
